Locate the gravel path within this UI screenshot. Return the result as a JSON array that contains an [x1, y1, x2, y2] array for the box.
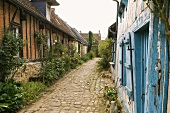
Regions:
[[20, 58, 113, 113]]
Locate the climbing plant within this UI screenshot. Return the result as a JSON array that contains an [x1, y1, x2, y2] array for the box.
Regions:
[[134, 0, 170, 41], [34, 31, 44, 49], [0, 30, 25, 82]]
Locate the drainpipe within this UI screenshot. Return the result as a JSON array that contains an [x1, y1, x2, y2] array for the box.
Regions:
[[113, 0, 119, 64], [113, 0, 119, 36]]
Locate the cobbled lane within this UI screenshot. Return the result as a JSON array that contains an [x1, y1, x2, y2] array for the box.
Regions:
[[20, 58, 113, 113]]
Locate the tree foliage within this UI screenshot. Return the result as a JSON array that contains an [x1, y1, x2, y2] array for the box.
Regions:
[[97, 38, 112, 72], [88, 31, 93, 52], [0, 30, 25, 82]]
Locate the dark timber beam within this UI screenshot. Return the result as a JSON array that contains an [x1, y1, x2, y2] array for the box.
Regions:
[[9, 7, 18, 30]]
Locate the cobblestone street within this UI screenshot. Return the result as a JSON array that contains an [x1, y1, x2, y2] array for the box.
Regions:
[[20, 58, 113, 113]]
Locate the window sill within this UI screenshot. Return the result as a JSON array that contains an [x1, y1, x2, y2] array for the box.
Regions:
[[109, 62, 115, 65]]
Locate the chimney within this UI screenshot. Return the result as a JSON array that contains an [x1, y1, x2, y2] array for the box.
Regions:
[[51, 8, 55, 12]]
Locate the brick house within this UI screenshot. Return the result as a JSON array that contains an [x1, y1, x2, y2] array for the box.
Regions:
[[80, 31, 101, 56], [0, 0, 86, 60], [0, 0, 88, 81], [70, 28, 88, 56]]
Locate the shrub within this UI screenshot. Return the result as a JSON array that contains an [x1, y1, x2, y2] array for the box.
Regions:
[[62, 54, 71, 72], [21, 82, 47, 104], [39, 60, 59, 86], [87, 50, 95, 59], [0, 30, 25, 82], [0, 82, 25, 113], [70, 57, 78, 69], [54, 58, 65, 76], [104, 86, 122, 112], [97, 38, 112, 72], [81, 55, 89, 62]]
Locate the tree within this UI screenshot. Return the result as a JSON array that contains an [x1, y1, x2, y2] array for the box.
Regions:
[[97, 38, 112, 71], [88, 31, 93, 52]]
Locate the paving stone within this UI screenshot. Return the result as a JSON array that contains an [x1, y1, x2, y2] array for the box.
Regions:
[[19, 58, 113, 113]]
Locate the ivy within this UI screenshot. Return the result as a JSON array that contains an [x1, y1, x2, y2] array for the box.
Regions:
[[134, 0, 170, 41], [34, 31, 44, 49]]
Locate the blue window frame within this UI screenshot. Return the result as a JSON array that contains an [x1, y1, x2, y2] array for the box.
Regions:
[[119, 34, 133, 100]]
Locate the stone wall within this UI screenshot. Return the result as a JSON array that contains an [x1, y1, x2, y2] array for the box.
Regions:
[[13, 62, 41, 82]]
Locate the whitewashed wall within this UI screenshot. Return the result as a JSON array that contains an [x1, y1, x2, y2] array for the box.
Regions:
[[116, 0, 148, 112]]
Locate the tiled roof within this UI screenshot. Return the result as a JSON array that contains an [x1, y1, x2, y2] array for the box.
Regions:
[[80, 33, 88, 39], [108, 22, 116, 38], [61, 22, 88, 45], [9, 0, 86, 43], [93, 34, 101, 41], [50, 9, 75, 38], [11, 0, 46, 19], [63, 23, 88, 45], [70, 28, 88, 45], [80, 33, 101, 41], [47, 0, 60, 6], [9, 0, 75, 38]]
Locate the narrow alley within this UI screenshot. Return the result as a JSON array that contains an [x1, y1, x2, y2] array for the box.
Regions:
[[19, 58, 113, 113]]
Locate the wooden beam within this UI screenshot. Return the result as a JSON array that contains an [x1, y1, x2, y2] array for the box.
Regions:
[[3, 0, 6, 32], [9, 7, 18, 30]]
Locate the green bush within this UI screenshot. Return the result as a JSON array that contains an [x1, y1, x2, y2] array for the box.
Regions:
[[39, 61, 58, 86], [62, 55, 71, 72], [87, 50, 95, 59], [54, 58, 65, 76], [97, 38, 112, 72], [81, 55, 89, 62], [70, 57, 78, 69], [0, 30, 25, 82], [21, 82, 47, 104], [0, 82, 25, 113]]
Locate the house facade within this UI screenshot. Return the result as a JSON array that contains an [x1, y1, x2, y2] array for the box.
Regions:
[[80, 31, 101, 56], [0, 0, 88, 81], [0, 0, 87, 60], [109, 0, 170, 113]]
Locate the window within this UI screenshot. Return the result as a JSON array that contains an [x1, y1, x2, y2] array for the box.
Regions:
[[112, 40, 117, 68], [46, 29, 50, 50], [119, 39, 126, 86], [13, 27, 19, 57]]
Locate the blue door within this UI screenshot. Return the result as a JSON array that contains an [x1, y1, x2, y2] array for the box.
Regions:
[[134, 28, 149, 113]]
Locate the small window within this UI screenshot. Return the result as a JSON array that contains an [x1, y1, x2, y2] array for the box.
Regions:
[[119, 39, 126, 86], [112, 40, 117, 68], [46, 30, 50, 50], [13, 27, 19, 57]]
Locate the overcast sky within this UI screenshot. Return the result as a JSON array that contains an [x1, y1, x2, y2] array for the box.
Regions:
[[53, 0, 117, 40]]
